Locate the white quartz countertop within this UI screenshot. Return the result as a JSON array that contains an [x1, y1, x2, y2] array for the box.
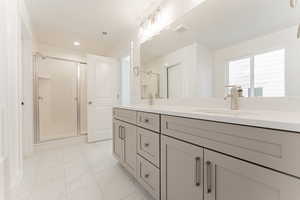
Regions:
[[115, 105, 300, 133]]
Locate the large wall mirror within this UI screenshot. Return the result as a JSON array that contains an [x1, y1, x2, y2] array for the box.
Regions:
[[140, 0, 300, 99]]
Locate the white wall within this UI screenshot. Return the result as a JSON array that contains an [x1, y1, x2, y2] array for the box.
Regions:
[[0, 0, 29, 197], [37, 43, 87, 61], [213, 25, 300, 98], [121, 57, 131, 105], [21, 24, 34, 158], [131, 36, 142, 104], [144, 43, 213, 98], [197, 44, 213, 97]]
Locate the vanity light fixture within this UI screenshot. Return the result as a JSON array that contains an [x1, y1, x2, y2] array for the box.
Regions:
[[73, 41, 80, 46], [290, 0, 298, 8], [139, 7, 164, 43]]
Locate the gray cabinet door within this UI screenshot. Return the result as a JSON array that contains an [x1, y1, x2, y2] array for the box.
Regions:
[[161, 135, 204, 200], [122, 121, 137, 176], [113, 120, 123, 161], [204, 149, 300, 200]]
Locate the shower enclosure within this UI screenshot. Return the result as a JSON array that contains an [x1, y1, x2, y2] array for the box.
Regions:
[[33, 54, 86, 143]]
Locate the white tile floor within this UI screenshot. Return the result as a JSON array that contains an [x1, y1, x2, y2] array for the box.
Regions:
[[9, 140, 154, 200]]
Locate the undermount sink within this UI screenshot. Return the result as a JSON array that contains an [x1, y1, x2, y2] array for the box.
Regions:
[[193, 109, 258, 116]]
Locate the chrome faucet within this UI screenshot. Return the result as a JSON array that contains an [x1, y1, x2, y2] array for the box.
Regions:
[[224, 85, 243, 110], [148, 93, 154, 105]]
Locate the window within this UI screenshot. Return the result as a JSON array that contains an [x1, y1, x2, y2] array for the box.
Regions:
[[228, 58, 251, 97], [254, 49, 285, 97], [228, 49, 285, 97]]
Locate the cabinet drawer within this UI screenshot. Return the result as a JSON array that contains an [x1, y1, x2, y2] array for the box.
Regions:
[[137, 155, 160, 200], [137, 128, 160, 167], [137, 112, 160, 132], [113, 108, 137, 124], [162, 115, 300, 178]]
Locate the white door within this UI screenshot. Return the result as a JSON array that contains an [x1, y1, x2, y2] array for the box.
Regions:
[[161, 136, 204, 200], [167, 64, 183, 98], [87, 55, 120, 142]]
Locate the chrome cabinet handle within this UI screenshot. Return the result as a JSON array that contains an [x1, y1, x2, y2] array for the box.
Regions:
[[121, 126, 126, 140], [144, 118, 149, 123], [118, 126, 122, 139], [206, 161, 212, 194], [144, 174, 150, 179], [195, 157, 201, 187], [144, 143, 150, 147]]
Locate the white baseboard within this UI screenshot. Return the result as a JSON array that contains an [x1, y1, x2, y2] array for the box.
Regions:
[[34, 135, 87, 152], [88, 138, 112, 144]]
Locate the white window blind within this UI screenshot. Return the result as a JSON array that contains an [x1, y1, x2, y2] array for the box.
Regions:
[[254, 49, 285, 97], [227, 49, 285, 97], [228, 58, 251, 97]]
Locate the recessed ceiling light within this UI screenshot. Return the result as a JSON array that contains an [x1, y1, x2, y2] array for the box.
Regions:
[[173, 24, 189, 33], [73, 41, 80, 46]]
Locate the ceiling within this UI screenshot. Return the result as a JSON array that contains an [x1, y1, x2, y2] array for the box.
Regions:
[[141, 0, 300, 64], [25, 0, 160, 56]]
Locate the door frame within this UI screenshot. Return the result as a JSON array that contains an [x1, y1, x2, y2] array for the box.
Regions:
[[33, 54, 86, 144]]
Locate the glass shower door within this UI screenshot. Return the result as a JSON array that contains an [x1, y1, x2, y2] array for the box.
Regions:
[[37, 57, 78, 142]]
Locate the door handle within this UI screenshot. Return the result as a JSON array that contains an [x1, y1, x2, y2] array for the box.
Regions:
[[144, 174, 150, 179], [195, 157, 201, 187], [206, 161, 212, 194], [88, 101, 92, 105]]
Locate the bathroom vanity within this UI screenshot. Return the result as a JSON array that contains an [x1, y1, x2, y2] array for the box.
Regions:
[[113, 106, 300, 200], [112, 1, 300, 199]]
